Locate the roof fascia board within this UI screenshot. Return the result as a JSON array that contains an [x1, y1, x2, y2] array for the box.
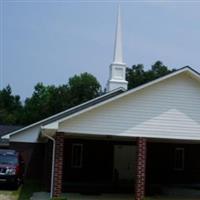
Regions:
[[185, 67, 200, 81], [59, 130, 200, 141]]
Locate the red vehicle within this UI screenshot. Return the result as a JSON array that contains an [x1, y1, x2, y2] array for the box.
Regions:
[[0, 149, 24, 188]]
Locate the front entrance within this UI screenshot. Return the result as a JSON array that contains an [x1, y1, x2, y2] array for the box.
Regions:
[[62, 139, 138, 193], [51, 135, 147, 199], [114, 145, 136, 181]]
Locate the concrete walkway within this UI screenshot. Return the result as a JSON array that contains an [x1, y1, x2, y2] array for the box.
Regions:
[[30, 192, 49, 200], [66, 193, 134, 200], [30, 192, 134, 200], [162, 186, 200, 198], [30, 188, 200, 200]]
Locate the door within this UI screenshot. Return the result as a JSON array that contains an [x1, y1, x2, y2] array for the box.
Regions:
[[114, 145, 137, 181]]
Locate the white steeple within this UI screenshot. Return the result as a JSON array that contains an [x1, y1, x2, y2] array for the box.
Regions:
[[113, 5, 123, 63], [107, 5, 128, 92]]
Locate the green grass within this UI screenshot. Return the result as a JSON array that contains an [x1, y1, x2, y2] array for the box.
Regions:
[[145, 198, 199, 200], [0, 186, 21, 200], [18, 179, 44, 200]]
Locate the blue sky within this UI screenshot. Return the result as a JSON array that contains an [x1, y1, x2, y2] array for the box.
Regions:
[[1, 1, 200, 99]]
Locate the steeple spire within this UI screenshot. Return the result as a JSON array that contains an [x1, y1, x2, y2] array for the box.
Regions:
[[107, 5, 128, 92], [113, 5, 123, 64]]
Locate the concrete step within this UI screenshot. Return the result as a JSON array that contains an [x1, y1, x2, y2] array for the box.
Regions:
[[30, 192, 50, 200]]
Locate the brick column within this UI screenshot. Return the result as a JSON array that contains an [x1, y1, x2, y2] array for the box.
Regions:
[[53, 133, 64, 197], [135, 137, 147, 200]]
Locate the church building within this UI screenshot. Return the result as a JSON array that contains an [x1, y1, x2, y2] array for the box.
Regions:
[[3, 7, 200, 200]]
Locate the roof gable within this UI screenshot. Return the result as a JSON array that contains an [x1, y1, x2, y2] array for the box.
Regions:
[[43, 67, 200, 129], [4, 67, 200, 141], [55, 71, 200, 140]]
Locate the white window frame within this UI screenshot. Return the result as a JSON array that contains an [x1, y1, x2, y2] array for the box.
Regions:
[[174, 147, 184, 171], [71, 144, 83, 168]]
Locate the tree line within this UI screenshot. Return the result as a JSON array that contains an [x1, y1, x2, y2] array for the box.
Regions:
[[0, 61, 176, 125]]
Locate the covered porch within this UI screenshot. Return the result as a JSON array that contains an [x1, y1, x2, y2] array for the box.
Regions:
[[146, 139, 200, 195], [42, 131, 200, 200], [62, 137, 137, 193], [48, 133, 146, 200]]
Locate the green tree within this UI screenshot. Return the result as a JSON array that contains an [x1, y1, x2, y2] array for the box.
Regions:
[[22, 73, 101, 125], [0, 85, 22, 124], [126, 61, 176, 89], [68, 72, 101, 106], [21, 83, 55, 124]]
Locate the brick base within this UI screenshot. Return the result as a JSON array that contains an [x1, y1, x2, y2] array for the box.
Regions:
[[52, 133, 64, 197], [135, 138, 147, 200]]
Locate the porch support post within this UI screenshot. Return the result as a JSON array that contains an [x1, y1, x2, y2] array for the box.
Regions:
[[53, 133, 64, 197], [135, 137, 147, 200]]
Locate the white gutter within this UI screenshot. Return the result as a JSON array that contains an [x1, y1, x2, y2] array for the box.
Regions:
[[43, 133, 55, 199]]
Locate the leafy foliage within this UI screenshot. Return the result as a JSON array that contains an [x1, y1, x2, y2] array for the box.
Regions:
[[126, 61, 176, 89], [68, 73, 101, 106], [21, 73, 101, 124], [0, 85, 22, 124]]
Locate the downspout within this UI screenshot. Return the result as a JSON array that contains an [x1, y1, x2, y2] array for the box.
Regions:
[[43, 132, 55, 199]]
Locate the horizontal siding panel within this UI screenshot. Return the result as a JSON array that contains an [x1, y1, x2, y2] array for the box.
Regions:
[[60, 124, 200, 133], [61, 123, 200, 130], [59, 73, 200, 140]]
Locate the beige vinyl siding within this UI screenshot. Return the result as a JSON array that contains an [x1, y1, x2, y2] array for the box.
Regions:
[[59, 73, 200, 140]]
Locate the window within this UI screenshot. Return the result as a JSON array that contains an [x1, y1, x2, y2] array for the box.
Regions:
[[174, 148, 184, 171], [71, 144, 83, 168]]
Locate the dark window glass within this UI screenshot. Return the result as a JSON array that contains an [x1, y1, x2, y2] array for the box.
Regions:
[[72, 144, 83, 168], [174, 148, 184, 170]]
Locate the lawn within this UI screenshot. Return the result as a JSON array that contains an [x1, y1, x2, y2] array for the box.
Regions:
[[0, 180, 64, 200], [0, 186, 21, 200], [18, 180, 44, 200], [144, 198, 199, 200], [142, 197, 194, 200]]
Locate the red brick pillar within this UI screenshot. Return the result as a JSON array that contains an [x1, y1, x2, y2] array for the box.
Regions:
[[135, 137, 147, 200], [53, 133, 64, 197]]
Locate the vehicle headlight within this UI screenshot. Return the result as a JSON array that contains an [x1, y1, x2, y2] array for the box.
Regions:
[[6, 168, 16, 175]]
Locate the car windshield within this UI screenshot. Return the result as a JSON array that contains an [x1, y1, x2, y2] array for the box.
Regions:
[[0, 154, 18, 165]]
